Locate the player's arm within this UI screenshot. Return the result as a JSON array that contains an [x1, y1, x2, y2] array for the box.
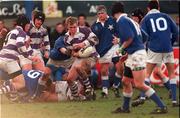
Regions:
[[16, 36, 31, 58], [168, 16, 179, 45], [84, 32, 99, 47], [56, 37, 72, 56], [43, 30, 50, 58], [118, 20, 135, 54]]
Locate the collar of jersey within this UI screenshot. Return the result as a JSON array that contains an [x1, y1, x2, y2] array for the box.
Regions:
[[147, 9, 160, 15], [96, 15, 109, 23], [116, 13, 127, 23]]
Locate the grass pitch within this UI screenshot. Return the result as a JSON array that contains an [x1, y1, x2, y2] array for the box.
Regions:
[[0, 86, 179, 118]]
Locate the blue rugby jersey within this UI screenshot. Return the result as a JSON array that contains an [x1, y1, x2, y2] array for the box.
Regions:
[[116, 14, 144, 54], [49, 36, 71, 60], [141, 9, 178, 53], [91, 16, 118, 57], [23, 70, 44, 97]]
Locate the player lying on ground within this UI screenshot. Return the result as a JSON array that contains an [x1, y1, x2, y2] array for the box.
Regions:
[[39, 74, 86, 102], [0, 59, 92, 102], [0, 62, 51, 102]]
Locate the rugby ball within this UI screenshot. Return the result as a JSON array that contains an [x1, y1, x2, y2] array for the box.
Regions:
[[78, 46, 96, 58]]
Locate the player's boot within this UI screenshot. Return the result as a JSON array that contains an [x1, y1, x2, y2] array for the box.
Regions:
[[172, 102, 180, 107], [112, 107, 130, 114], [131, 98, 145, 107], [150, 106, 168, 114], [101, 92, 108, 99], [113, 88, 120, 98], [85, 89, 96, 101]]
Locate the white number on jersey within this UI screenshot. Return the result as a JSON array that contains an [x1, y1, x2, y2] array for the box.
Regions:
[[27, 70, 41, 79], [150, 17, 168, 32]]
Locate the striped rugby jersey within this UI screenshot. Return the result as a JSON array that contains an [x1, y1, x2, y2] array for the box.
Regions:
[[0, 26, 33, 61], [27, 23, 50, 53]]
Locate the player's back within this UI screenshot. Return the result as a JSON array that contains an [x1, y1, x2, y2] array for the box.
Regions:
[[22, 70, 44, 96], [141, 10, 178, 52]]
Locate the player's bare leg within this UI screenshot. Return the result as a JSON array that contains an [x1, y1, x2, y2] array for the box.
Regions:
[[166, 63, 179, 107]]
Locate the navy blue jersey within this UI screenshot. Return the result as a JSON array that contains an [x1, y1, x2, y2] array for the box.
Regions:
[[141, 9, 178, 53], [23, 70, 44, 96], [116, 14, 144, 54], [49, 36, 71, 60], [91, 16, 117, 57]]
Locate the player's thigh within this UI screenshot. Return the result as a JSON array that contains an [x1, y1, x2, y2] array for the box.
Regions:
[[147, 49, 163, 64], [132, 69, 146, 87], [5, 60, 21, 74]]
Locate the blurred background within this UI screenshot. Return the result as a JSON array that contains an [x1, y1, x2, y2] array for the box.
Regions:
[[0, 0, 179, 29]]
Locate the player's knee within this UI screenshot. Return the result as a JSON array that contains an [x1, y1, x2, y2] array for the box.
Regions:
[[101, 67, 108, 76], [122, 78, 130, 87], [134, 82, 145, 90]]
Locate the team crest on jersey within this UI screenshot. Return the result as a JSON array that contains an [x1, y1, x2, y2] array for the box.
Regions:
[[108, 25, 114, 30]]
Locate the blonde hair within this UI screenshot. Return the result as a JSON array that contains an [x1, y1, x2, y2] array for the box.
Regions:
[[65, 16, 78, 26]]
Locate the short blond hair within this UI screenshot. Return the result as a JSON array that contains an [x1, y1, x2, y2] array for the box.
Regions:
[[65, 16, 78, 26]]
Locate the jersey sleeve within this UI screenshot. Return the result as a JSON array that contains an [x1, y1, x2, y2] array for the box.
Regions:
[[120, 19, 135, 41], [140, 17, 149, 36], [168, 15, 179, 45]]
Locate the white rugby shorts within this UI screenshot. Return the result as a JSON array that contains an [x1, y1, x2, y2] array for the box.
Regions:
[[125, 49, 147, 71], [147, 49, 174, 64], [98, 44, 119, 63]]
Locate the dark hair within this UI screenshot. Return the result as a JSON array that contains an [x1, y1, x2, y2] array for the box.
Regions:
[[131, 8, 144, 22], [148, 0, 159, 10], [34, 11, 45, 23], [78, 13, 87, 19], [56, 22, 63, 26], [111, 2, 124, 16], [16, 14, 30, 30]]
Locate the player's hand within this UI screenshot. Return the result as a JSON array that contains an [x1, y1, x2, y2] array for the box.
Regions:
[[65, 48, 72, 56], [72, 51, 79, 57], [44, 51, 49, 59], [112, 35, 120, 45], [119, 53, 128, 62], [25, 38, 31, 48], [117, 47, 126, 55], [73, 43, 85, 50]]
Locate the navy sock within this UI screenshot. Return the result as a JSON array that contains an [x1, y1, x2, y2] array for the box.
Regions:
[[170, 79, 177, 102], [163, 80, 170, 91], [102, 76, 109, 89], [146, 89, 165, 108], [170, 84, 177, 102], [122, 96, 131, 110]]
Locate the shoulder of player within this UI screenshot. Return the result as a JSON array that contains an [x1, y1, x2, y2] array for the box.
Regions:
[[79, 27, 91, 34], [55, 36, 65, 44], [13, 27, 26, 37], [107, 16, 116, 22]]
